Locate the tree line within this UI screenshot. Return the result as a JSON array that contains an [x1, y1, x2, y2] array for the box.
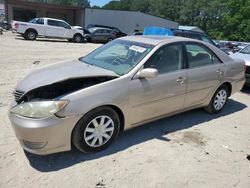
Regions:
[[24, 0, 250, 41], [102, 0, 250, 42]]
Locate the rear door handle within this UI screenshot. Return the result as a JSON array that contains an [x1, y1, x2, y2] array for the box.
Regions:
[[176, 77, 185, 84]]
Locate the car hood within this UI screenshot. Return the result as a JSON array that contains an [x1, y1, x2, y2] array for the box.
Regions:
[[16, 59, 119, 92], [230, 53, 250, 66]]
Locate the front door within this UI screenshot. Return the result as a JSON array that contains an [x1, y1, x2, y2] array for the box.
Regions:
[[128, 43, 187, 125], [46, 19, 68, 38]]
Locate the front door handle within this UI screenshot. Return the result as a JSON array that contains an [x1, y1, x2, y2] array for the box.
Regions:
[[176, 77, 185, 84]]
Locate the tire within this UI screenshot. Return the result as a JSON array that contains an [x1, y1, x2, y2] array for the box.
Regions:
[[205, 85, 229, 114], [84, 36, 91, 43], [107, 38, 113, 43], [72, 107, 120, 153], [73, 34, 83, 43], [25, 30, 37, 40]]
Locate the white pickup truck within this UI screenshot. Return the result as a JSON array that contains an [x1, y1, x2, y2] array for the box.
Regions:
[[12, 17, 84, 43]]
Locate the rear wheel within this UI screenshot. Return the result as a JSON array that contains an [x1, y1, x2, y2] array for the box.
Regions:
[[25, 30, 37, 40], [205, 85, 229, 114], [72, 107, 120, 153]]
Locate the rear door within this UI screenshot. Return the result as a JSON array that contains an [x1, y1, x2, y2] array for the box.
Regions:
[[184, 42, 225, 107], [128, 43, 188, 125]]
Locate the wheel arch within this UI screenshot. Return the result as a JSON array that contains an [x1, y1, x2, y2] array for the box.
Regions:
[[70, 104, 125, 141], [73, 32, 83, 38], [221, 82, 232, 97], [25, 28, 38, 36]]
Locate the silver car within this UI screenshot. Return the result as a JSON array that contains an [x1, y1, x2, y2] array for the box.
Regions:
[[230, 44, 250, 86], [84, 27, 116, 43], [9, 36, 245, 155]]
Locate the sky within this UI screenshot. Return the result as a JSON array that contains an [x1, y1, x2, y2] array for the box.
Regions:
[[90, 0, 112, 7]]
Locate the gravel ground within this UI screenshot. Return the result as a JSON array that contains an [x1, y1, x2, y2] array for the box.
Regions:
[[0, 32, 250, 188]]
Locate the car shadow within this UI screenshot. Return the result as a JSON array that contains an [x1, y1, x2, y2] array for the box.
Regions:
[[241, 86, 250, 95], [25, 99, 246, 172], [14, 37, 69, 43]]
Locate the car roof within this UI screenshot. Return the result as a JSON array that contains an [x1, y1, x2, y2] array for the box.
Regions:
[[172, 29, 206, 35], [120, 35, 200, 46], [90, 27, 113, 30], [41, 17, 66, 22]]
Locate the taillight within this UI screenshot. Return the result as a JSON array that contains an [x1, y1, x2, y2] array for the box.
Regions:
[[15, 23, 19, 29]]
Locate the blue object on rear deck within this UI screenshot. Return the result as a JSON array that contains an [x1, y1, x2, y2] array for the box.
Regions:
[[143, 27, 173, 36]]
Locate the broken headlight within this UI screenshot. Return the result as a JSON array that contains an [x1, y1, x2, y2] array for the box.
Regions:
[[10, 100, 69, 118]]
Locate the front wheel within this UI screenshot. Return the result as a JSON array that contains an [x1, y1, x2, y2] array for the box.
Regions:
[[205, 85, 229, 114], [73, 34, 83, 43], [72, 107, 120, 153]]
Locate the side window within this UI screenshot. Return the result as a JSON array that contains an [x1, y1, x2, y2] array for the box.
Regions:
[[94, 30, 101, 34], [31, 18, 44, 25], [187, 33, 201, 40], [186, 43, 221, 68], [47, 20, 59, 27], [200, 35, 215, 45], [144, 44, 183, 74], [58, 21, 71, 29]]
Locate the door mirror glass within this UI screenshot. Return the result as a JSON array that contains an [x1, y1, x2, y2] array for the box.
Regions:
[[136, 68, 158, 79]]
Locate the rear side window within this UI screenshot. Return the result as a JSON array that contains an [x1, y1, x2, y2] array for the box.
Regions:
[[30, 18, 44, 25], [186, 43, 221, 68]]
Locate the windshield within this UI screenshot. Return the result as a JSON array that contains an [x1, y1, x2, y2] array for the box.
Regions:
[[240, 45, 250, 54], [80, 40, 154, 75]]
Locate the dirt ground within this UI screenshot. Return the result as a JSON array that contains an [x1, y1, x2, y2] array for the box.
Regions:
[[0, 32, 250, 188]]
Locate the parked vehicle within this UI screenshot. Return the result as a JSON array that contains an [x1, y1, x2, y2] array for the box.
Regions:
[[12, 17, 84, 43], [133, 28, 217, 47], [9, 36, 245, 155], [86, 24, 127, 38], [230, 44, 250, 86], [84, 27, 116, 43], [171, 29, 217, 46], [72, 26, 90, 34], [220, 47, 234, 55], [0, 21, 11, 30]]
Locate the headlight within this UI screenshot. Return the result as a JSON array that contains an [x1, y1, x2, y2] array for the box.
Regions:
[[10, 100, 69, 118]]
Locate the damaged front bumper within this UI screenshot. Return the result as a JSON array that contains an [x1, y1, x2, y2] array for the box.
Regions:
[[8, 103, 81, 155]]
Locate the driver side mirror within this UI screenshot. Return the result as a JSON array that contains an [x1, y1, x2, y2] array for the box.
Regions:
[[135, 68, 158, 79]]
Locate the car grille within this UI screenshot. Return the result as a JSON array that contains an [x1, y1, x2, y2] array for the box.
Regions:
[[13, 90, 24, 102], [246, 65, 250, 74]]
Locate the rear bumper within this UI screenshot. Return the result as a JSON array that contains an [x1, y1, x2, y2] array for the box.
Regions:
[[8, 111, 81, 155]]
